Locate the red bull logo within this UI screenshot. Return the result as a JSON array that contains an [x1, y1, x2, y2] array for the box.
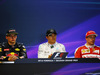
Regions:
[[7, 52, 18, 57]]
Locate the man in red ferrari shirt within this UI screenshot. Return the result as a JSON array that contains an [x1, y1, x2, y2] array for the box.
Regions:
[[75, 30, 100, 58]]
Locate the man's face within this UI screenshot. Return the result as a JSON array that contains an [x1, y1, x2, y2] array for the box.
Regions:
[[86, 35, 96, 45], [6, 34, 17, 44], [46, 34, 57, 44]]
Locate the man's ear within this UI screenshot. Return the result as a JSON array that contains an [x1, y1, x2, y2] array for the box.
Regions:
[[6, 36, 8, 40], [16, 35, 17, 39], [46, 36, 48, 40], [85, 37, 88, 41]]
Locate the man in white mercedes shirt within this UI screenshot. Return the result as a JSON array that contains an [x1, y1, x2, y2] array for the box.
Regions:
[[38, 29, 66, 58]]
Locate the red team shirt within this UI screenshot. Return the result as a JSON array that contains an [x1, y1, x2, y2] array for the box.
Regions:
[[75, 44, 100, 59]]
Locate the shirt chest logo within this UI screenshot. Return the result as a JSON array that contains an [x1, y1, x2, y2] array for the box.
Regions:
[[81, 49, 90, 54], [93, 50, 99, 54], [0, 48, 2, 52], [4, 49, 10, 51], [23, 49, 26, 51], [7, 52, 18, 57], [44, 51, 50, 53], [15, 48, 20, 51]]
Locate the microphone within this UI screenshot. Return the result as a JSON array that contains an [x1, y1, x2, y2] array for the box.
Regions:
[[50, 45, 54, 48]]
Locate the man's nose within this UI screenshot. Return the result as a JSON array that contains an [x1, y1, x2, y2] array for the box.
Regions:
[[11, 36, 15, 39], [52, 36, 55, 38], [92, 38, 95, 40]]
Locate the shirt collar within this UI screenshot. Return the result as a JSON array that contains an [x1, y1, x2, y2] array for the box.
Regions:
[[85, 43, 95, 48], [47, 42, 57, 47], [7, 42, 17, 48]]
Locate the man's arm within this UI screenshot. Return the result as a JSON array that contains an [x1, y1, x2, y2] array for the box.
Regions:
[[0, 45, 3, 60], [61, 44, 66, 52], [19, 44, 27, 59], [38, 44, 44, 58], [74, 47, 82, 58], [0, 43, 8, 60]]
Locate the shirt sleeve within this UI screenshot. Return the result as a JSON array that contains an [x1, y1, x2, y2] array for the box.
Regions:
[[61, 44, 66, 52], [0, 43, 9, 60], [19, 44, 27, 59], [0, 47, 3, 57], [74, 47, 82, 58], [0, 43, 3, 57], [38, 44, 44, 58]]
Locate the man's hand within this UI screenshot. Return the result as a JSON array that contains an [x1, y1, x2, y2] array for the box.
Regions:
[[8, 55, 18, 61], [48, 54, 52, 58], [0, 57, 4, 60]]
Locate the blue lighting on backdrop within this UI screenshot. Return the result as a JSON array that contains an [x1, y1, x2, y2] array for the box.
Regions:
[[0, 0, 100, 74], [27, 14, 100, 58]]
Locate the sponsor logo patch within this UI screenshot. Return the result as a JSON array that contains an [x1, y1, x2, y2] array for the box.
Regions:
[[82, 49, 90, 54], [93, 50, 99, 54], [7, 52, 18, 57], [0, 48, 2, 52], [4, 49, 9, 51], [15, 48, 20, 51], [23, 49, 26, 51]]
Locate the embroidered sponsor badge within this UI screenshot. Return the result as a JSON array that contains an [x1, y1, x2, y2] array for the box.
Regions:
[[7, 52, 18, 57], [0, 48, 2, 52], [93, 49, 95, 51], [82, 50, 86, 53], [82, 49, 90, 54], [93, 50, 99, 54], [4, 49, 10, 51], [23, 48, 26, 51], [87, 49, 90, 52], [15, 48, 20, 51]]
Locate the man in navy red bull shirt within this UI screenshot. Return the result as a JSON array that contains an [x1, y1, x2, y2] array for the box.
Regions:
[[0, 29, 27, 61]]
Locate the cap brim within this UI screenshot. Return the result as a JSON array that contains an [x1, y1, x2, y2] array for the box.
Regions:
[[87, 34, 98, 37], [48, 33, 57, 36], [6, 32, 18, 36]]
